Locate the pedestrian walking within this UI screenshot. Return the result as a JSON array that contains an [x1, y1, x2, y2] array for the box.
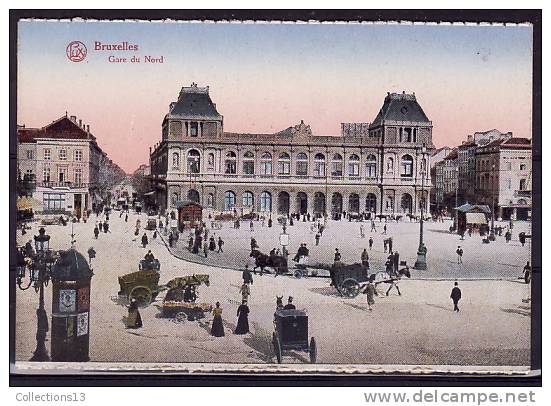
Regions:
[[242, 264, 253, 285], [388, 237, 393, 254], [334, 248, 342, 263], [211, 302, 225, 337], [98, 221, 103, 232], [234, 300, 250, 335], [141, 233, 148, 248], [250, 220, 254, 232], [361, 248, 369, 269], [268, 217, 273, 228], [217, 236, 224, 253], [523, 261, 532, 284], [103, 221, 110, 233], [368, 237, 374, 250], [125, 213, 128, 222], [187, 235, 193, 251], [370, 219, 377, 232], [315, 232, 320, 246], [126, 299, 143, 329], [363, 281, 377, 311], [383, 238, 387, 253], [450, 282, 462, 312], [360, 224, 365, 239], [383, 224, 387, 235], [209, 236, 216, 251], [239, 282, 251, 302], [203, 240, 209, 258], [456, 246, 463, 264], [94, 225, 99, 239], [505, 230, 511, 243], [519, 232, 526, 247], [393, 251, 400, 275]]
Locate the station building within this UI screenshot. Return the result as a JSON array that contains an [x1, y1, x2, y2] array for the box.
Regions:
[[149, 83, 434, 218]]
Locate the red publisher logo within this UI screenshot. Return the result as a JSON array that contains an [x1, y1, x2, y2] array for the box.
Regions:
[[66, 41, 87, 62]]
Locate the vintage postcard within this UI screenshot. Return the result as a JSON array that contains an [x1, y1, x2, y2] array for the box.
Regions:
[[11, 14, 538, 377]]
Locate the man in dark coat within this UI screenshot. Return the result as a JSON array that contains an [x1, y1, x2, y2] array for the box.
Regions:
[[456, 246, 463, 264], [94, 225, 99, 239], [523, 261, 532, 284], [393, 251, 400, 275], [283, 296, 296, 310], [217, 237, 224, 253], [141, 233, 148, 248], [450, 282, 462, 312], [369, 237, 374, 250], [388, 237, 393, 254], [361, 249, 369, 268], [242, 264, 253, 285]]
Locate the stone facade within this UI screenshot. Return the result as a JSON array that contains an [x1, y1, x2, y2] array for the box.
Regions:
[[150, 86, 434, 218]]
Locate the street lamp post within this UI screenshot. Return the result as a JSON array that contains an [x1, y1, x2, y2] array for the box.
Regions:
[[455, 167, 459, 231], [489, 163, 496, 241], [16, 227, 57, 361], [414, 144, 428, 270]]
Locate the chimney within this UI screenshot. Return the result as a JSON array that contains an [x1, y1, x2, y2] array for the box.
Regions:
[[79, 119, 82, 128], [86, 124, 90, 133], [70, 115, 77, 123]]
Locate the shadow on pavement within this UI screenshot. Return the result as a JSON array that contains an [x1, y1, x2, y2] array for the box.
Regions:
[[308, 286, 342, 298], [425, 302, 454, 312], [500, 307, 531, 317]]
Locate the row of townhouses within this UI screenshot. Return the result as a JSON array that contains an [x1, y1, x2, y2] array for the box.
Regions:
[[430, 129, 532, 220], [149, 83, 435, 218], [17, 114, 126, 216]]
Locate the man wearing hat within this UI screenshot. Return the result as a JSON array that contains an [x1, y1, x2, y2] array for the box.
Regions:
[[283, 296, 296, 310]]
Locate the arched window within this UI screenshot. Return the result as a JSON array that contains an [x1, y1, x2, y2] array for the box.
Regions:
[[224, 151, 237, 174], [314, 153, 326, 177], [243, 151, 255, 175], [278, 152, 291, 175], [224, 191, 236, 211], [401, 155, 414, 177], [260, 191, 272, 212], [171, 192, 179, 205], [172, 152, 180, 169], [242, 191, 254, 207], [349, 193, 360, 213], [331, 153, 343, 177], [296, 152, 308, 176], [187, 149, 200, 173], [260, 152, 272, 175], [348, 154, 360, 176], [366, 193, 377, 213], [386, 157, 394, 173], [401, 193, 413, 214], [366, 154, 377, 178]]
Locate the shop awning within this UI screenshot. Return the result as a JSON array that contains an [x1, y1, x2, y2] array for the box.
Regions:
[[17, 197, 39, 211], [466, 212, 487, 224]]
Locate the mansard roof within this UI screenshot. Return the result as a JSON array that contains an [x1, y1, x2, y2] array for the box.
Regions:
[[167, 83, 222, 120], [370, 92, 431, 127]]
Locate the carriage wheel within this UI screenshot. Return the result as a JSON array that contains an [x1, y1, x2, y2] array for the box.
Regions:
[[341, 278, 361, 298], [273, 334, 282, 364], [309, 337, 317, 363], [294, 269, 303, 279], [129, 286, 153, 307]]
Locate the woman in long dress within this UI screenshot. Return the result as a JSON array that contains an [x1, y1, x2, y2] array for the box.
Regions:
[[127, 299, 143, 328], [234, 300, 250, 335], [211, 302, 225, 337]]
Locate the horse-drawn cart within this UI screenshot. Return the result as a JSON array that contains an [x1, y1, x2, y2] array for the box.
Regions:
[[330, 263, 370, 297], [118, 269, 161, 307], [272, 309, 317, 364]]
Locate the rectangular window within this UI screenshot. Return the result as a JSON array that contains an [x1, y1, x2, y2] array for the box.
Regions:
[[74, 168, 82, 186], [190, 122, 198, 137], [506, 162, 512, 170], [296, 162, 308, 176], [506, 179, 511, 189], [260, 161, 272, 175], [520, 164, 526, 170], [74, 150, 83, 161], [243, 161, 255, 175], [43, 167, 51, 183], [43, 193, 65, 211], [313, 162, 325, 177], [348, 162, 359, 176], [26, 150, 34, 159], [225, 161, 236, 174], [44, 149, 51, 160], [366, 163, 377, 178], [331, 162, 343, 177], [58, 168, 67, 183], [278, 161, 290, 175], [59, 149, 67, 160]]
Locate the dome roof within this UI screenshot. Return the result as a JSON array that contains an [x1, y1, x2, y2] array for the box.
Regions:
[[51, 249, 93, 281]]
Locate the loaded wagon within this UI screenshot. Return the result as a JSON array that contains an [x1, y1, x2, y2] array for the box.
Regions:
[[272, 309, 317, 364], [330, 263, 370, 297], [118, 269, 161, 307]]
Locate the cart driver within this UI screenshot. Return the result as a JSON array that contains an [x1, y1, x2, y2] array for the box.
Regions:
[[283, 296, 296, 310], [144, 250, 155, 262]]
